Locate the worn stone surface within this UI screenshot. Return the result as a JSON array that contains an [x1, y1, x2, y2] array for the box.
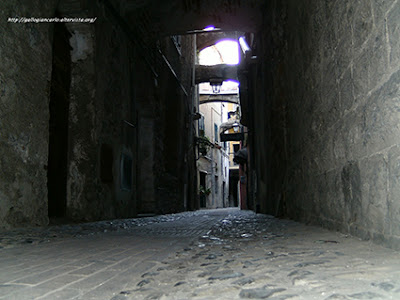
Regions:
[[1, 208, 400, 299], [0, 0, 198, 227], [249, 0, 400, 249], [0, 1, 58, 228]]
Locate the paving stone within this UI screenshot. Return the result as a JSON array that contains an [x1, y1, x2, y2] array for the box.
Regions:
[[37, 288, 81, 300], [36, 274, 83, 290], [12, 265, 78, 285], [1, 208, 400, 299], [232, 277, 255, 286], [137, 278, 152, 287], [267, 296, 297, 300], [141, 272, 160, 278], [239, 287, 286, 299], [0, 286, 51, 300], [325, 294, 350, 299], [287, 270, 313, 277], [293, 260, 328, 268], [110, 295, 129, 300], [208, 271, 244, 281], [69, 261, 112, 275], [348, 291, 384, 299], [371, 282, 395, 292], [0, 284, 25, 296], [174, 281, 186, 286]]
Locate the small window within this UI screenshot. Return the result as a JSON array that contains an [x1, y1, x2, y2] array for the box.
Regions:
[[171, 35, 182, 55], [233, 144, 240, 153], [233, 144, 240, 165], [198, 115, 205, 136], [120, 153, 133, 191], [214, 123, 218, 142]]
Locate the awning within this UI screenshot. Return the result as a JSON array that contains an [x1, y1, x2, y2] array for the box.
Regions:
[[233, 148, 247, 164], [220, 132, 244, 142], [219, 118, 240, 134], [219, 118, 243, 141]]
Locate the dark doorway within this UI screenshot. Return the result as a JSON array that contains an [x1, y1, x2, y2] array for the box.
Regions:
[[222, 181, 226, 208], [199, 172, 207, 208], [229, 168, 239, 207], [47, 22, 71, 218]]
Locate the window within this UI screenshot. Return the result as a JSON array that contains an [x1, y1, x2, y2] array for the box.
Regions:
[[233, 144, 240, 165], [214, 123, 218, 142], [233, 144, 240, 153], [171, 35, 182, 55], [215, 176, 218, 194], [198, 115, 205, 136]]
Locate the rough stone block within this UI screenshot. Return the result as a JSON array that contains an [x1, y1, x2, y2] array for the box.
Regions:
[[333, 0, 353, 40], [338, 68, 355, 113], [388, 145, 400, 236], [359, 154, 388, 233], [362, 70, 400, 155], [387, 2, 400, 68], [334, 35, 353, 78], [366, 23, 389, 91], [0, 0, 57, 228], [352, 0, 373, 51], [352, 48, 370, 101], [372, 0, 397, 26], [341, 161, 362, 225]]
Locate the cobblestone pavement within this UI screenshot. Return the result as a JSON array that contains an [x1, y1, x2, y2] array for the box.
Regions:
[[0, 211, 214, 249], [1, 208, 400, 299]]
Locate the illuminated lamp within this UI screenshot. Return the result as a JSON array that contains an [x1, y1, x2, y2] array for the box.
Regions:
[[209, 78, 223, 94]]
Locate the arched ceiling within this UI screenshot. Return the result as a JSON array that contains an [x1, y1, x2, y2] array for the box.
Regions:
[[120, 0, 264, 37], [196, 31, 242, 51]]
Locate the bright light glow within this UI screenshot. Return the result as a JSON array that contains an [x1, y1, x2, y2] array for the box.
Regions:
[[198, 40, 240, 94], [239, 36, 251, 53], [211, 84, 221, 94], [199, 40, 239, 66], [203, 26, 215, 31]]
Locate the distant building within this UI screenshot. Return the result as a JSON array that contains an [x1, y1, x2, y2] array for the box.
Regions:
[[195, 40, 242, 209], [197, 99, 230, 208], [226, 103, 241, 207]]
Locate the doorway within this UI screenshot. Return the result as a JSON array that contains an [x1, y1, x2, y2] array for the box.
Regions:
[[199, 171, 207, 208], [47, 22, 71, 219]]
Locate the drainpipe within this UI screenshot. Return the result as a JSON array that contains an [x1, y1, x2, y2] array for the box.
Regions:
[[211, 147, 214, 208], [191, 34, 197, 210]]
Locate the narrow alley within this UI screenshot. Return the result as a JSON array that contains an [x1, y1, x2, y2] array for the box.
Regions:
[[1, 209, 400, 300], [2, 0, 400, 299]]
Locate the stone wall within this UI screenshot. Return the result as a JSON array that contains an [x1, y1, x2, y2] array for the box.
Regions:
[[253, 0, 400, 248], [0, 0, 197, 227], [47, 1, 140, 222], [65, 19, 98, 220], [65, 2, 197, 219], [0, 1, 57, 228], [153, 34, 197, 214]]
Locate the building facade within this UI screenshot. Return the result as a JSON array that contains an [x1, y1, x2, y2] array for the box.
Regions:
[[197, 100, 230, 208], [0, 0, 199, 228]]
